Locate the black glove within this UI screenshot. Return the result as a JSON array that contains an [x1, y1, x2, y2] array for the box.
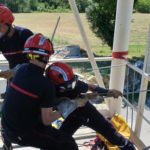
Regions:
[[107, 89, 123, 98], [95, 86, 109, 95]]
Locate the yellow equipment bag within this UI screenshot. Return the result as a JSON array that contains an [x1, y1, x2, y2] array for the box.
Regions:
[[97, 114, 131, 150]]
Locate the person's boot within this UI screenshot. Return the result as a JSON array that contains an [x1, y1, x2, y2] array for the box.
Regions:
[[120, 140, 136, 150], [3, 145, 13, 150], [1, 130, 13, 150], [3, 139, 13, 150]]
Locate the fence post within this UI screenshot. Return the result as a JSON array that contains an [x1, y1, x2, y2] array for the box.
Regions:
[[109, 0, 134, 115], [135, 26, 150, 136]]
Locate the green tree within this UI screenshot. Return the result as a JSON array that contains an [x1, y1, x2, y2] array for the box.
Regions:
[[86, 0, 137, 49], [76, 0, 90, 13], [0, 0, 91, 13], [43, 0, 69, 9], [1, 0, 29, 12], [136, 0, 150, 13], [39, 0, 89, 12], [30, 0, 38, 11]]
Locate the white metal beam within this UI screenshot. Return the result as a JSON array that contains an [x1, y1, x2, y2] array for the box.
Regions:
[[109, 0, 134, 115], [135, 26, 150, 136], [68, 0, 105, 87]]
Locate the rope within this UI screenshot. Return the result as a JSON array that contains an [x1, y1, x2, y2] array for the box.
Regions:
[[124, 65, 150, 131], [143, 146, 150, 150], [87, 63, 128, 71], [1, 55, 150, 139]]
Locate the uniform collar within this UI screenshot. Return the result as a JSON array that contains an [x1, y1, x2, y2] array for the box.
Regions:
[[29, 63, 45, 74]]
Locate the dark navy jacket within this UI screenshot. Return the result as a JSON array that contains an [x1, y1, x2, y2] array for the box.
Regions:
[[0, 26, 33, 69], [2, 63, 56, 134]]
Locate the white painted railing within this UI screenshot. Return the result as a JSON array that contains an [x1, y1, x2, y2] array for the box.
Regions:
[[0, 57, 150, 146]]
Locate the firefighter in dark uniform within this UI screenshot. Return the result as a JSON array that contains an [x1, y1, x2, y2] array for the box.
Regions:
[[46, 62, 136, 150], [2, 34, 78, 150], [0, 4, 33, 79], [0, 5, 33, 149]]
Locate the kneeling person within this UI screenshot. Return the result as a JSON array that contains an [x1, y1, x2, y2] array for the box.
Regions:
[[2, 34, 78, 150], [46, 62, 136, 150]]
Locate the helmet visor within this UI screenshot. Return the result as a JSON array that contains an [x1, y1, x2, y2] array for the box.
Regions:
[[58, 75, 78, 92]]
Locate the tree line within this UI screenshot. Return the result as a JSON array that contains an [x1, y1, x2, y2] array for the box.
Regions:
[[0, 0, 90, 13], [0, 0, 149, 49], [0, 0, 149, 14]]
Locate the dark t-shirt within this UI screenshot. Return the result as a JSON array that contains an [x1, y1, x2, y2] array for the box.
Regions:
[[56, 80, 89, 99], [2, 63, 56, 134], [0, 26, 33, 69]]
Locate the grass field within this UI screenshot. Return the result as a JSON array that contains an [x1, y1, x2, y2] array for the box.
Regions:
[[13, 12, 150, 58]]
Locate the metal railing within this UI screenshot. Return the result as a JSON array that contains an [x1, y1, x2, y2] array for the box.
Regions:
[[0, 57, 150, 147]]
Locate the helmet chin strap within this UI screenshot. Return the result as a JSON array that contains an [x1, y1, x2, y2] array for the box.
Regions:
[[38, 55, 49, 64], [27, 54, 49, 64]]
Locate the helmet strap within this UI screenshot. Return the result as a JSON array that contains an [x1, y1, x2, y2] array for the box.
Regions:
[[27, 54, 49, 64], [39, 55, 49, 64]]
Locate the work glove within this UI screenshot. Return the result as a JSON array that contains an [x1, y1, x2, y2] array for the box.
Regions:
[[0, 69, 14, 79], [107, 89, 123, 98], [0, 64, 20, 79]]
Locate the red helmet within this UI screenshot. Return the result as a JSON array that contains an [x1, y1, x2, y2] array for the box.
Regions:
[[24, 33, 54, 57], [0, 4, 14, 25], [46, 62, 78, 90]]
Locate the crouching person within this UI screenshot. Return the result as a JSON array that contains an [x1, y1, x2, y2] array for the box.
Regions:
[[1, 34, 78, 150], [46, 62, 136, 150]]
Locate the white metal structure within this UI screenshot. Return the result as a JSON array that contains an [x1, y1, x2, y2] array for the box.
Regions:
[[0, 0, 150, 147], [109, 0, 135, 115], [68, 0, 105, 87], [1, 57, 150, 148], [135, 26, 150, 136]]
